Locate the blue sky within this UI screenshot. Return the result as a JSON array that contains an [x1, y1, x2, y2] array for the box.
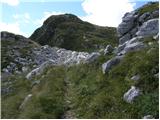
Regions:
[[0, 0, 158, 37]]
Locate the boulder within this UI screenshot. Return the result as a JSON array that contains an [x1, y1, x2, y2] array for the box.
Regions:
[[131, 74, 140, 81], [117, 12, 137, 37], [118, 37, 145, 55], [123, 86, 140, 103], [26, 60, 55, 80], [136, 18, 159, 37], [123, 42, 145, 54], [102, 56, 124, 74], [104, 45, 114, 55]]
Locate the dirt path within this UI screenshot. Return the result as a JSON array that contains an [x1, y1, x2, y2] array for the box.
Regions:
[[62, 76, 77, 119]]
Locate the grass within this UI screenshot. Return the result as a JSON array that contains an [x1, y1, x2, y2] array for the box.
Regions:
[[1, 75, 31, 118], [2, 66, 66, 119], [19, 66, 66, 119], [2, 37, 159, 118], [64, 39, 159, 118], [138, 2, 159, 15]]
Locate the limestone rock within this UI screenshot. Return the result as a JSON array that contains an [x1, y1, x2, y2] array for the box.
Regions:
[[32, 45, 59, 65], [56, 48, 90, 65], [117, 43, 126, 53], [131, 74, 140, 81], [138, 12, 150, 23], [136, 18, 159, 37], [119, 33, 131, 45], [104, 45, 114, 55], [123, 86, 140, 103], [123, 42, 145, 54], [117, 37, 145, 55], [26, 60, 55, 80], [102, 56, 124, 74], [117, 11, 137, 37]]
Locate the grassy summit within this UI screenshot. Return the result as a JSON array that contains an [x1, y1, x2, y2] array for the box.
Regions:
[[30, 14, 117, 52]]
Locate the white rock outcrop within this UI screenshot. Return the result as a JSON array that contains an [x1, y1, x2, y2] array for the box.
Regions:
[[136, 18, 159, 37], [123, 86, 140, 103]]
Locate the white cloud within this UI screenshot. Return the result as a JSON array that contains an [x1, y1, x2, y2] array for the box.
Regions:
[[13, 14, 19, 19], [0, 22, 27, 36], [24, 13, 30, 19], [35, 11, 64, 26], [13, 13, 30, 20], [1, 0, 19, 6], [81, 0, 136, 27], [13, 13, 31, 23]]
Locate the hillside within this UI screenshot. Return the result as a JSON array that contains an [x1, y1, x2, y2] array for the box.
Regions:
[[1, 2, 159, 119], [30, 14, 117, 52]]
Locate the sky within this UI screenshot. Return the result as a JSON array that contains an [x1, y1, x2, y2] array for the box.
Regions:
[[0, 0, 158, 37]]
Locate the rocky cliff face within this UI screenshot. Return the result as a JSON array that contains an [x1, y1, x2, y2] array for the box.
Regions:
[[30, 13, 117, 51], [117, 2, 159, 55], [101, 2, 159, 118], [102, 2, 159, 75]]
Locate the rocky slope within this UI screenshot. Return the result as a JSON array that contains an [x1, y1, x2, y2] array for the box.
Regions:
[[1, 1, 159, 119], [1, 31, 101, 95], [30, 13, 117, 52], [102, 1, 159, 74]]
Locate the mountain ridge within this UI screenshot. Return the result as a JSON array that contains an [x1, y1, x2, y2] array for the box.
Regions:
[[29, 13, 117, 52]]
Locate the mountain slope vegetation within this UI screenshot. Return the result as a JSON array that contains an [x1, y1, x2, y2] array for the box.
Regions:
[[30, 14, 117, 52], [1, 1, 159, 119], [2, 38, 158, 118]]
